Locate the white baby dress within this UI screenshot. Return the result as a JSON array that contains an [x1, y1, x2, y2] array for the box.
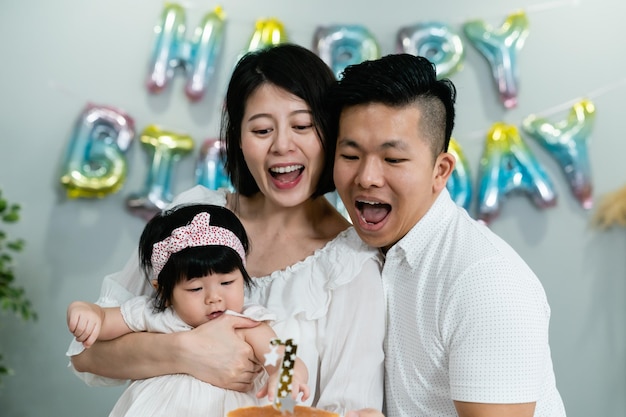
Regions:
[[109, 296, 275, 417]]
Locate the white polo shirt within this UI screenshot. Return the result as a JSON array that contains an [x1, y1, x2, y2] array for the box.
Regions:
[[382, 189, 566, 417]]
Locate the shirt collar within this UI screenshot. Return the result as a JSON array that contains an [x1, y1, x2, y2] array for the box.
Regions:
[[386, 188, 457, 268]]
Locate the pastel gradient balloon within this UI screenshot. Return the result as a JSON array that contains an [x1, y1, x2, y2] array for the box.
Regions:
[[446, 138, 473, 211], [184, 6, 226, 101], [60, 104, 135, 198], [477, 122, 557, 224], [146, 4, 186, 94], [522, 99, 596, 209], [146, 4, 226, 101], [463, 11, 529, 109], [243, 18, 288, 54], [396, 21, 464, 79], [313, 25, 380, 79], [126, 125, 194, 220], [195, 138, 232, 190]]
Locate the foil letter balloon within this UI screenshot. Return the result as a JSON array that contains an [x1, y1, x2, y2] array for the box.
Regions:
[[477, 123, 557, 224], [240, 18, 288, 56], [195, 138, 232, 190], [126, 125, 194, 220], [146, 4, 186, 94], [60, 104, 135, 198], [184, 6, 227, 101], [522, 99, 596, 209], [314, 25, 380, 79], [146, 4, 226, 101], [396, 21, 464, 79], [463, 11, 529, 109], [446, 138, 473, 211]]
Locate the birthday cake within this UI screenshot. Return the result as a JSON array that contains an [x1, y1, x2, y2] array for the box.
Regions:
[[227, 405, 340, 417]]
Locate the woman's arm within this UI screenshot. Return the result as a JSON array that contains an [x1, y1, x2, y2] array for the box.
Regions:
[[71, 314, 264, 391]]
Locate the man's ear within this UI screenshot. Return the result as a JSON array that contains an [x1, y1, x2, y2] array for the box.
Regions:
[[150, 279, 159, 290], [433, 152, 456, 193]]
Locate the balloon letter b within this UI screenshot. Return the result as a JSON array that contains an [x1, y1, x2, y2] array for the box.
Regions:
[[314, 25, 380, 79], [477, 123, 557, 224], [60, 104, 135, 198], [463, 11, 529, 109], [126, 125, 194, 220], [522, 99, 596, 209]]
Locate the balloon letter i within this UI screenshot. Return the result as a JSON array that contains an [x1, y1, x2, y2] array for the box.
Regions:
[[126, 125, 194, 220]]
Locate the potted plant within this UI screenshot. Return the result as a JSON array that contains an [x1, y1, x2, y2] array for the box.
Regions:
[[0, 189, 36, 383]]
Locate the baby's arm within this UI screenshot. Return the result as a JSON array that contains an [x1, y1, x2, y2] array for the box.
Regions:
[[243, 322, 309, 402], [66, 301, 132, 348]]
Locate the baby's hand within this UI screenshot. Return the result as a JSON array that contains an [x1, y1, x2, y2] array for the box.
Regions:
[[66, 301, 103, 348], [257, 369, 310, 403]]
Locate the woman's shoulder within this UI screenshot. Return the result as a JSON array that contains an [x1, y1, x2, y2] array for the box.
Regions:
[[169, 185, 229, 207], [253, 227, 380, 287]]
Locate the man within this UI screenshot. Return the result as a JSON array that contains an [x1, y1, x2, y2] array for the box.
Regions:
[[331, 54, 566, 417]]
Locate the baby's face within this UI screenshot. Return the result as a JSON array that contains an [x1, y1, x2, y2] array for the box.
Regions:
[[171, 269, 245, 327]]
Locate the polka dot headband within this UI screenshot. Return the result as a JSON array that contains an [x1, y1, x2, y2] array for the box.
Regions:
[[151, 211, 246, 277]]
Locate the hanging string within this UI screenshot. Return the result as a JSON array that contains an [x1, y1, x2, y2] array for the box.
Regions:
[[533, 77, 626, 118], [48, 80, 85, 103], [459, 77, 626, 142]]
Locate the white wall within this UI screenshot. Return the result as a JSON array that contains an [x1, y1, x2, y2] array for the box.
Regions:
[[0, 0, 624, 416]]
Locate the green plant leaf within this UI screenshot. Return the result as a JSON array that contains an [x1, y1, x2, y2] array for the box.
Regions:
[[0, 190, 35, 383]]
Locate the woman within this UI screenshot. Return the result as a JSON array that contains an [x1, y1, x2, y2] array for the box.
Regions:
[[68, 44, 385, 414]]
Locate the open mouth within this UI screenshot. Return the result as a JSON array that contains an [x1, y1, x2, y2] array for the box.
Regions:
[[269, 164, 304, 183], [356, 200, 391, 224], [208, 311, 224, 320]]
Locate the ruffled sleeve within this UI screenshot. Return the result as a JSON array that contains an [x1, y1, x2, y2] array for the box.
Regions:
[[120, 296, 192, 333]]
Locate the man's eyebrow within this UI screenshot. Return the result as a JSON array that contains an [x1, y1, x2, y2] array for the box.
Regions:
[[379, 139, 408, 151], [337, 138, 408, 150], [337, 138, 360, 148]]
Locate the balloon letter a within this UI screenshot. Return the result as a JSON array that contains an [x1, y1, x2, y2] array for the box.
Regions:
[[477, 123, 557, 224]]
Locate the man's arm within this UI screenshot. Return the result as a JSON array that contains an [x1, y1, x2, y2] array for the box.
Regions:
[[346, 402, 536, 417], [71, 314, 264, 391], [454, 401, 536, 417]]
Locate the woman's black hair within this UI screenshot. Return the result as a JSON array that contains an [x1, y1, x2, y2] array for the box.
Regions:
[[138, 204, 252, 312], [221, 43, 337, 198]]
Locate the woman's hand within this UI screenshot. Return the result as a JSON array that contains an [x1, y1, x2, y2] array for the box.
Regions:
[[177, 314, 263, 391]]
